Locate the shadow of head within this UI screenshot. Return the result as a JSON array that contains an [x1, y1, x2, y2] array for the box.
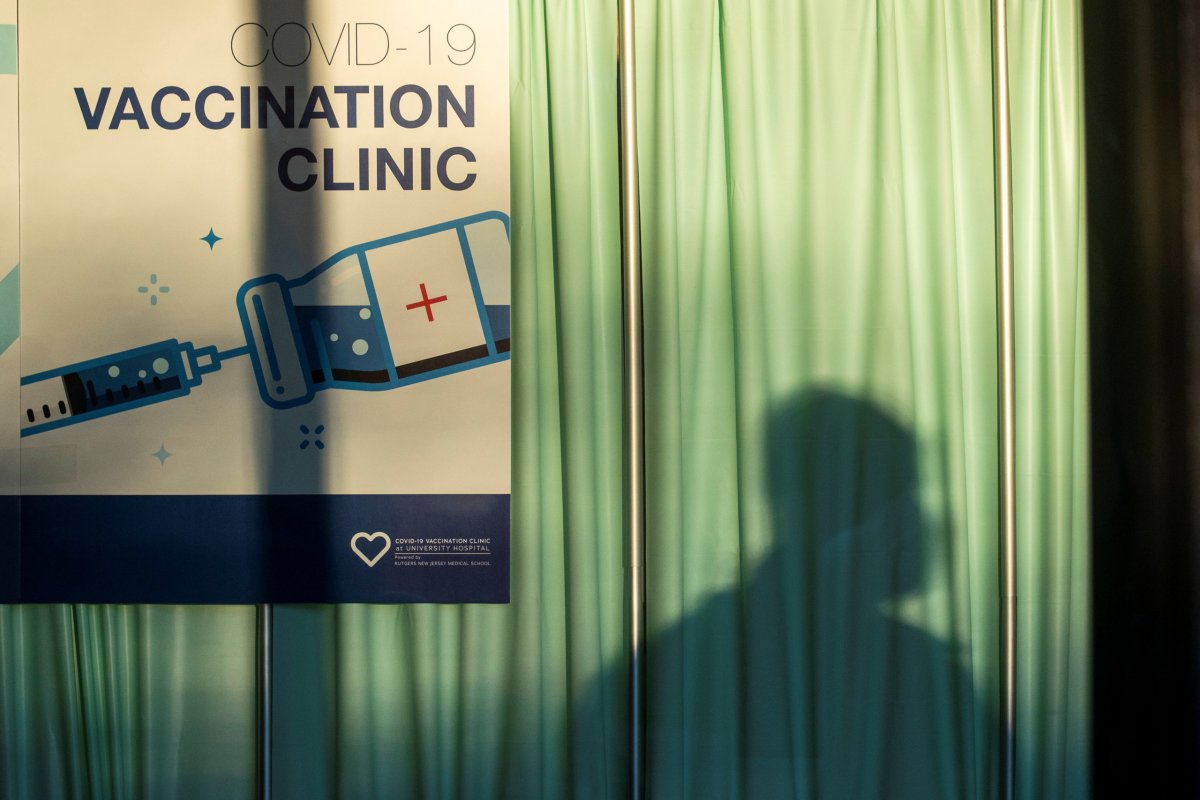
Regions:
[[765, 387, 925, 606]]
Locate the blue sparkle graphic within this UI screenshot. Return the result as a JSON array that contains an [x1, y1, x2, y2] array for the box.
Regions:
[[152, 444, 173, 465], [299, 424, 326, 450], [137, 273, 170, 306], [201, 228, 223, 250]]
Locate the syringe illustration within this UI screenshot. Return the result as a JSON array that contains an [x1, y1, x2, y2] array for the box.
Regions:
[[20, 211, 511, 437]]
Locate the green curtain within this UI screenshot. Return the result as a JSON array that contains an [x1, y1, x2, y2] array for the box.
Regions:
[[0, 0, 1089, 797], [636, 0, 1087, 797], [0, 607, 258, 798]]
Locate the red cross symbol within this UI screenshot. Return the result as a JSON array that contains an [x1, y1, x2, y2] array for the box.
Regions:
[[405, 283, 449, 322]]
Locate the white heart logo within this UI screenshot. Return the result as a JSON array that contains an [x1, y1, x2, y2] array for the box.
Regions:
[[350, 531, 390, 567]]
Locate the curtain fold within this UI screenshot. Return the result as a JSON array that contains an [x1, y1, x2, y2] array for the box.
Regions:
[[1, 0, 1088, 797], [0, 606, 257, 799], [1008, 1, 1090, 797]]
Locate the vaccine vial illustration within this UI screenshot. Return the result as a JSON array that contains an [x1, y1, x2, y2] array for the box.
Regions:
[[19, 211, 511, 436], [239, 211, 510, 408]]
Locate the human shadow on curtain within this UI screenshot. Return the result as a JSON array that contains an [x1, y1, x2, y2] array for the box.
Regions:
[[622, 388, 984, 798]]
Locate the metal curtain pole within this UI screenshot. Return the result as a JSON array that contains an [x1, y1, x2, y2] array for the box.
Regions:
[[257, 602, 273, 800], [617, 0, 647, 796], [990, 0, 1018, 798]]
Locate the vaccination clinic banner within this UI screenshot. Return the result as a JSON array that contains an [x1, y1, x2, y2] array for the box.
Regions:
[[1, 0, 511, 603]]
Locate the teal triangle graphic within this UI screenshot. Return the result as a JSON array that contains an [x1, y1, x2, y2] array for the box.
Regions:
[[0, 264, 19, 356], [0, 25, 15, 75]]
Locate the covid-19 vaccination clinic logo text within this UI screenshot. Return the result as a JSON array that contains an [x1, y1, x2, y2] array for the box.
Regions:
[[70, 21, 484, 192]]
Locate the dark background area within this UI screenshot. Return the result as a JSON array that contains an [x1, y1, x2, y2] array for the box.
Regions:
[[1083, 0, 1200, 795]]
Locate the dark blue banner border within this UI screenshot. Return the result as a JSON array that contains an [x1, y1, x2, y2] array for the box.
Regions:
[[0, 495, 18, 603], [13, 494, 509, 604]]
